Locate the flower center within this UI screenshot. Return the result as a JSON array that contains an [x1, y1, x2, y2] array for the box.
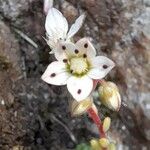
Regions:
[[69, 57, 88, 75]]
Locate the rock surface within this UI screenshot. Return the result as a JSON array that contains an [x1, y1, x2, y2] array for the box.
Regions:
[[0, 21, 21, 106], [0, 0, 34, 20], [0, 0, 149, 149]]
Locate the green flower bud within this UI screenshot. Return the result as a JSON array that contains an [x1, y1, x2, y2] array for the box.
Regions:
[[99, 138, 110, 148], [98, 81, 121, 111], [103, 117, 111, 132], [90, 139, 102, 150], [108, 143, 116, 150]]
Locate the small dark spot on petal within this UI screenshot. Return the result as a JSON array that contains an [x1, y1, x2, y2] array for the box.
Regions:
[[84, 43, 88, 48], [63, 59, 68, 63], [103, 65, 108, 69], [50, 73, 56, 77], [62, 45, 66, 50], [70, 70, 73, 74], [83, 54, 87, 58], [74, 49, 79, 54], [77, 89, 81, 94]]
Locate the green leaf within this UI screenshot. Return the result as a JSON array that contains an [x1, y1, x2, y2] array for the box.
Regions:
[[75, 143, 92, 150]]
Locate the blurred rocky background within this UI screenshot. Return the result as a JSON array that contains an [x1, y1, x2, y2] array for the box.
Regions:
[[0, 0, 150, 149]]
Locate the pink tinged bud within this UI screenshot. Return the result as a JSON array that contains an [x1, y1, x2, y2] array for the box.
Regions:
[[44, 0, 53, 15], [98, 81, 121, 111]]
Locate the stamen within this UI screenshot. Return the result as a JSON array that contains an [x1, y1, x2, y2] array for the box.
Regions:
[[69, 57, 88, 75]]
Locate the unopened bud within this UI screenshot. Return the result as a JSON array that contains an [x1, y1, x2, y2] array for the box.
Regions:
[[108, 143, 116, 150], [71, 97, 93, 116], [99, 138, 109, 148], [90, 139, 101, 150], [103, 117, 111, 132], [98, 81, 121, 111]]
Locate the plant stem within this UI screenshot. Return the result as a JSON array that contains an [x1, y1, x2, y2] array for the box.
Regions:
[[87, 107, 106, 138], [98, 79, 106, 85]]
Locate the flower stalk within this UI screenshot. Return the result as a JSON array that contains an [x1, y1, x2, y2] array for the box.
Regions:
[[87, 107, 106, 138], [42, 6, 119, 150]]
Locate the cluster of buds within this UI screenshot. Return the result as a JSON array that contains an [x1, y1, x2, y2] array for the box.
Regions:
[[90, 138, 116, 150], [42, 1, 122, 149], [90, 117, 116, 150]]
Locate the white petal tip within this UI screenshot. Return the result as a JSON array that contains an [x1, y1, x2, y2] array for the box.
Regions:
[[44, 0, 53, 15]]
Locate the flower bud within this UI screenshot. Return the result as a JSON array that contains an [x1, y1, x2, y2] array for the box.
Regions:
[[108, 143, 116, 150], [103, 117, 111, 132], [99, 138, 109, 148], [90, 139, 102, 150], [98, 81, 121, 111], [71, 97, 93, 116]]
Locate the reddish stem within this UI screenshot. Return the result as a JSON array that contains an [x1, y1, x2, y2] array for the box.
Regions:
[[98, 79, 106, 85], [87, 107, 106, 138]]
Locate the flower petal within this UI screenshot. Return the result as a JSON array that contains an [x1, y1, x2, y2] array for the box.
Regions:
[[76, 38, 96, 58], [44, 0, 53, 15], [61, 42, 81, 57], [67, 75, 93, 101], [41, 61, 70, 85], [88, 56, 115, 79], [54, 47, 68, 61], [54, 42, 80, 60], [67, 14, 86, 39], [45, 8, 68, 39]]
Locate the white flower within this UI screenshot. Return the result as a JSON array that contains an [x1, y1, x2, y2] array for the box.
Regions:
[[45, 7, 85, 53], [41, 38, 115, 101]]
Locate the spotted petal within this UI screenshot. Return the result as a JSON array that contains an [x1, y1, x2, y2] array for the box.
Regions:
[[45, 8, 68, 39], [41, 61, 70, 85], [67, 75, 93, 101], [54, 42, 81, 60], [54, 45, 68, 61], [88, 56, 115, 79], [76, 38, 96, 58]]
